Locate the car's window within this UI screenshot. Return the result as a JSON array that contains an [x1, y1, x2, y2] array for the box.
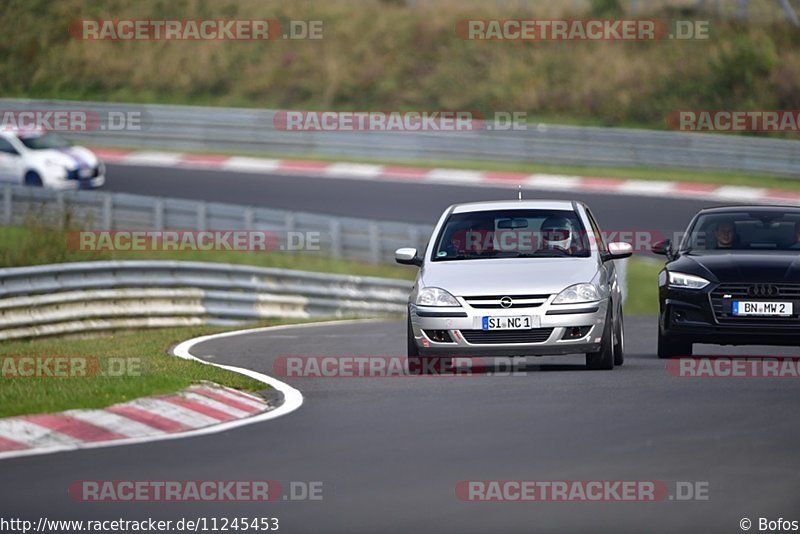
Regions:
[[683, 211, 800, 252], [16, 132, 71, 150], [584, 208, 608, 254], [0, 138, 18, 155], [431, 208, 590, 261]]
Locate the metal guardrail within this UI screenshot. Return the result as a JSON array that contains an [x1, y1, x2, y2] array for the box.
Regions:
[[2, 99, 798, 177], [2, 185, 434, 266], [0, 261, 411, 340]]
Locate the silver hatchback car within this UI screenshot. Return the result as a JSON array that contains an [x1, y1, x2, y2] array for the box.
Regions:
[[395, 200, 632, 370]]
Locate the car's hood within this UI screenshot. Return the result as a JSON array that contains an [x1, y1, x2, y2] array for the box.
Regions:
[[673, 252, 800, 282], [420, 258, 599, 296], [28, 146, 98, 169]]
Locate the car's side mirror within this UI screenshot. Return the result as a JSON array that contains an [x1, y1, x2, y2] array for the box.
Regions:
[[395, 247, 422, 267], [601, 241, 633, 262], [652, 239, 673, 259]]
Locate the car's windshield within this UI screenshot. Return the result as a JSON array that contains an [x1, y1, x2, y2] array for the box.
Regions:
[[682, 210, 800, 253], [16, 132, 71, 150], [431, 208, 591, 261]]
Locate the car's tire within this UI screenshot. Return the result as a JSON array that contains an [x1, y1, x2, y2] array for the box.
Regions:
[[24, 171, 43, 187], [613, 306, 625, 367], [657, 327, 692, 359], [586, 311, 614, 370]]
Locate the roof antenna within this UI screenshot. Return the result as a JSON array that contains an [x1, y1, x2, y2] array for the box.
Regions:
[[518, 185, 522, 201]]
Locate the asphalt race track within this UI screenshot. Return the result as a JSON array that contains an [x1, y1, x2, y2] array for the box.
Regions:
[[2, 165, 796, 533], [104, 163, 710, 235], [1, 318, 799, 533]]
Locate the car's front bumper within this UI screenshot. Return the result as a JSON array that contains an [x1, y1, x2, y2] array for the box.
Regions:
[[45, 164, 105, 190], [410, 298, 609, 357], [661, 286, 800, 346]]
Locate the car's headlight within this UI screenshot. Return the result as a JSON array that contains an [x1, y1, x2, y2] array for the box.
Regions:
[[668, 271, 710, 289], [416, 287, 460, 307], [552, 283, 600, 304], [44, 158, 64, 167]]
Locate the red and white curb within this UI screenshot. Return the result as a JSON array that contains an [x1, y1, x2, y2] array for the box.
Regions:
[[0, 321, 314, 460], [0, 384, 270, 457], [94, 148, 800, 205]]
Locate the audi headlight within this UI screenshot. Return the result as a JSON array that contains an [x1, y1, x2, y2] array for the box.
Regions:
[[416, 287, 460, 307], [668, 271, 710, 290], [553, 283, 600, 304]]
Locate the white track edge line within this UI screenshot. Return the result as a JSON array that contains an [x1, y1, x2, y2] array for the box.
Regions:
[[0, 318, 382, 461]]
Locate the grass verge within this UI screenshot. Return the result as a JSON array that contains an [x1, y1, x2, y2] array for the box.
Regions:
[[0, 322, 293, 419], [625, 257, 662, 316]]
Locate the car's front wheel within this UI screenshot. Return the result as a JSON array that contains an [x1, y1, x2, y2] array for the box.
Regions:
[[586, 311, 614, 370], [24, 171, 42, 187], [657, 327, 692, 359], [613, 307, 625, 366]]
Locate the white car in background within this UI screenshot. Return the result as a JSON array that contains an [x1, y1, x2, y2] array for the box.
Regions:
[[0, 129, 105, 189]]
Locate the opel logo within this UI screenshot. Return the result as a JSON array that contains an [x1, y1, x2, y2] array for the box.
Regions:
[[500, 296, 513, 308], [748, 284, 779, 297]]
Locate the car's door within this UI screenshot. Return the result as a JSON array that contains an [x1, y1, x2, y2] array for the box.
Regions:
[[0, 137, 24, 184]]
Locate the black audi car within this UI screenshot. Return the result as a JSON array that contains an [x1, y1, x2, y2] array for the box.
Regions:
[[653, 206, 800, 358]]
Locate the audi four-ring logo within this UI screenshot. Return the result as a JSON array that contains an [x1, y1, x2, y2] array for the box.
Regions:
[[748, 284, 779, 297], [500, 296, 513, 308]]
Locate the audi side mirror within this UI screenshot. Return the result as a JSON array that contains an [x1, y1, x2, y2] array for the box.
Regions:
[[652, 239, 671, 255]]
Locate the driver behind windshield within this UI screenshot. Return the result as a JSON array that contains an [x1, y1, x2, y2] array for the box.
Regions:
[[540, 216, 575, 254], [713, 220, 738, 249]]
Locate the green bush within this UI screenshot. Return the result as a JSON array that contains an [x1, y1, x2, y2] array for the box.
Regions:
[[1, 0, 798, 129]]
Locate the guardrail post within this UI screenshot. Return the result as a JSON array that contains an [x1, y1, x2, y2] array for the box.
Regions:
[[330, 219, 342, 260], [285, 212, 295, 232], [284, 213, 296, 254], [55, 192, 64, 228], [196, 202, 207, 231], [369, 222, 381, 264], [154, 198, 164, 230], [102, 193, 113, 229], [244, 207, 254, 230], [3, 187, 11, 226]]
